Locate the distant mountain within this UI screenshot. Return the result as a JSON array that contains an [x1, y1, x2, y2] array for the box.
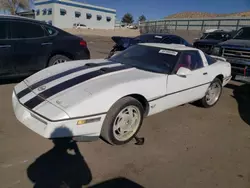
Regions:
[[165, 11, 250, 19]]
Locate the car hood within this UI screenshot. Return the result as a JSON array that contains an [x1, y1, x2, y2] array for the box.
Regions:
[[218, 39, 250, 48], [15, 59, 165, 119]]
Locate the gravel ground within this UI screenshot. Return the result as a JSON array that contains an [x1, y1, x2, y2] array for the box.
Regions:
[[0, 35, 250, 188]]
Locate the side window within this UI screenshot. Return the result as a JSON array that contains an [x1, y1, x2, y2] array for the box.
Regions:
[[75, 11, 81, 18], [86, 13, 92, 19], [170, 36, 181, 44], [44, 26, 57, 36], [97, 15, 102, 21], [205, 54, 216, 65], [177, 51, 204, 71], [11, 21, 45, 39], [162, 36, 181, 44], [60, 9, 66, 16], [0, 21, 8, 39], [161, 37, 172, 44]]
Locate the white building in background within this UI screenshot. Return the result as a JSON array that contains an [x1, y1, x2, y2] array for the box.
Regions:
[[34, 0, 116, 29]]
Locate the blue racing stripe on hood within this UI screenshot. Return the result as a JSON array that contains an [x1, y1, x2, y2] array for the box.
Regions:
[[16, 61, 113, 99]]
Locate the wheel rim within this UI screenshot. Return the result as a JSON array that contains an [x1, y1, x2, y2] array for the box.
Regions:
[[53, 58, 66, 65], [205, 82, 221, 105], [113, 105, 141, 142]]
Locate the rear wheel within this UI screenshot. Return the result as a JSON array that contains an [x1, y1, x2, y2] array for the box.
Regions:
[[48, 55, 71, 67], [200, 78, 222, 108], [101, 97, 144, 145]]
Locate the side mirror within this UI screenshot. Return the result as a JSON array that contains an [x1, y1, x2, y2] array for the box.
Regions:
[[176, 67, 192, 78]]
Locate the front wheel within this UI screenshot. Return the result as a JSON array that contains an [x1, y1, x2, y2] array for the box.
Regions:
[[200, 78, 222, 108], [101, 97, 144, 145]]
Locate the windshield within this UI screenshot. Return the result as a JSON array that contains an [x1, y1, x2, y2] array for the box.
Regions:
[[109, 45, 180, 74], [203, 33, 229, 40], [233, 27, 250, 40]]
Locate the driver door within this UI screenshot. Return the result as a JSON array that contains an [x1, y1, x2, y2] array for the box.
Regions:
[[164, 51, 211, 108]]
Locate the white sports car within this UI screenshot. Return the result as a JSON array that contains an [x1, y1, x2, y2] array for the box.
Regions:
[[12, 43, 232, 145]]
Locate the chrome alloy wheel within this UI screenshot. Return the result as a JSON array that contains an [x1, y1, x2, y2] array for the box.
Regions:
[[53, 59, 66, 65], [113, 105, 141, 141], [205, 82, 222, 106]]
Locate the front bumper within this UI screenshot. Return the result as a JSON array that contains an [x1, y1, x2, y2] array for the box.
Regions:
[[222, 76, 232, 86], [224, 57, 250, 77], [12, 91, 106, 140]]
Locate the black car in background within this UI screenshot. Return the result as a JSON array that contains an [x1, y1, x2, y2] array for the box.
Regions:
[[0, 15, 90, 79], [193, 30, 232, 54], [108, 33, 192, 58]]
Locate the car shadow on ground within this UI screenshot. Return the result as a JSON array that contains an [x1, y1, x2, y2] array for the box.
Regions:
[[26, 127, 92, 188], [26, 127, 144, 188], [226, 83, 250, 126], [88, 177, 144, 188]]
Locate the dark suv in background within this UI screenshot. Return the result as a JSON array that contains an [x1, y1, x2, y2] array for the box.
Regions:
[[0, 15, 90, 79], [211, 27, 250, 82], [193, 30, 232, 54]]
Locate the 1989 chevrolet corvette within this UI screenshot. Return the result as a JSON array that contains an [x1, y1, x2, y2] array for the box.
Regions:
[[12, 43, 232, 145]]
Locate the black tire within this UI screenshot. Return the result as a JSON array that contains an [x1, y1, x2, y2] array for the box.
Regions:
[[101, 97, 144, 145], [48, 55, 71, 67], [200, 78, 222, 108]]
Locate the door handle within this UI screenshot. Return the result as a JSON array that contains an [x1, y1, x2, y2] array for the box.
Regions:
[[0, 45, 11, 48], [41, 42, 52, 46], [203, 72, 208, 75]]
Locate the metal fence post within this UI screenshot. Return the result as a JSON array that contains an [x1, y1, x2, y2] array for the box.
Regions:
[[201, 20, 204, 31], [175, 20, 177, 30], [236, 19, 240, 30], [155, 21, 157, 33], [164, 20, 167, 33], [187, 20, 190, 30], [217, 20, 221, 29]]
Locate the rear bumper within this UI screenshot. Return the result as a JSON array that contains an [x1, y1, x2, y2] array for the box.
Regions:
[[12, 91, 105, 140], [74, 48, 90, 60]]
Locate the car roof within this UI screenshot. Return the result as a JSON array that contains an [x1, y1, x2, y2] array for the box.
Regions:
[[141, 33, 180, 37], [139, 43, 197, 51], [0, 14, 43, 23]]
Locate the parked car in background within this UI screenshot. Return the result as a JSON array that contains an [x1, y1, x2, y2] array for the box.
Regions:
[[211, 27, 250, 82], [193, 30, 232, 54], [13, 43, 231, 145], [73, 23, 90, 29], [127, 24, 138, 29], [107, 33, 192, 58], [0, 15, 90, 79]]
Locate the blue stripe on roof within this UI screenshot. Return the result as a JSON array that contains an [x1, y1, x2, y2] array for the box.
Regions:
[[34, 0, 116, 14]]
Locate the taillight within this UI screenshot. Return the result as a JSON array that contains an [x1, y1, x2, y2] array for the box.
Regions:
[[80, 40, 87, 47]]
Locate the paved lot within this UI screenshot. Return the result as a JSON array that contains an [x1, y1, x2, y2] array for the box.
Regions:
[[0, 36, 250, 188]]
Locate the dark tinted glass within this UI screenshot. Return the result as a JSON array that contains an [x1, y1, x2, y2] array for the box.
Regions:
[[205, 54, 217, 65], [11, 21, 45, 39], [170, 37, 181, 44], [44, 26, 57, 35], [110, 45, 180, 74], [0, 21, 8, 39], [162, 36, 182, 44], [205, 33, 224, 40], [137, 35, 164, 43], [233, 27, 250, 40], [179, 51, 203, 70]]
